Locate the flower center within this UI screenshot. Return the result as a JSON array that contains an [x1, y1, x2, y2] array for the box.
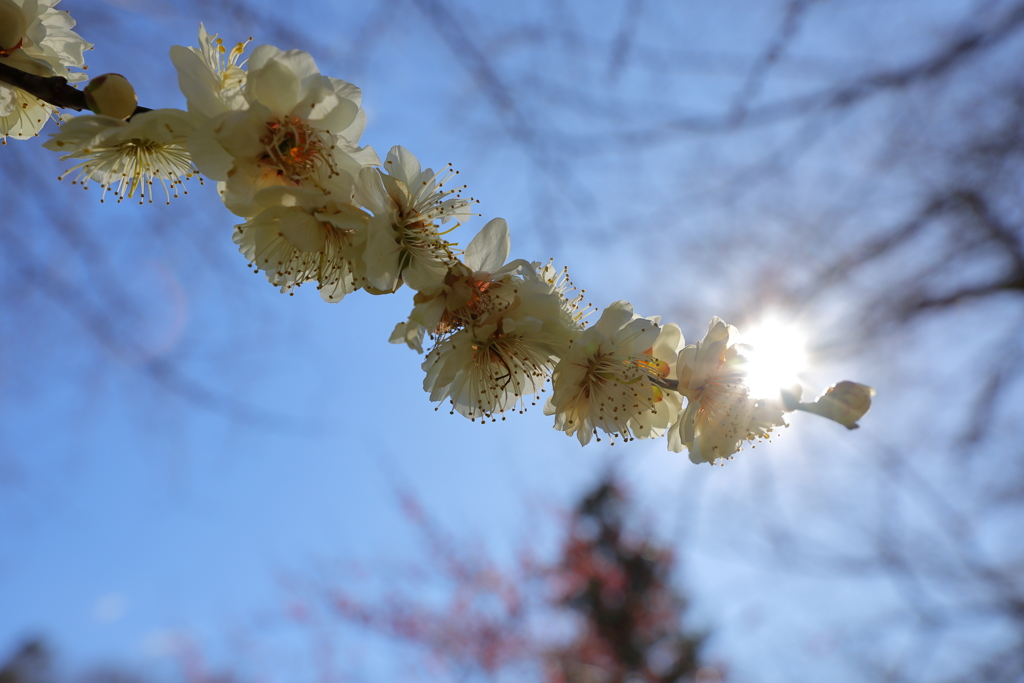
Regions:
[[433, 278, 501, 338], [394, 214, 458, 272], [259, 116, 335, 183]]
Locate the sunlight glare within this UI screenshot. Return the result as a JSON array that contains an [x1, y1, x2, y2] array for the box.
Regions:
[[740, 317, 809, 399]]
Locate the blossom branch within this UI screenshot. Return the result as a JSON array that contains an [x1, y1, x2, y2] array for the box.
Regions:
[[0, 61, 85, 110], [0, 7, 876, 463], [0, 62, 150, 116]]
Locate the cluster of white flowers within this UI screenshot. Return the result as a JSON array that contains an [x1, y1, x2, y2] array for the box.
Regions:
[[0, 16, 875, 464]]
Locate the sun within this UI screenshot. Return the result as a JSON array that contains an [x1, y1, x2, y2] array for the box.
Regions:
[[739, 316, 809, 399]]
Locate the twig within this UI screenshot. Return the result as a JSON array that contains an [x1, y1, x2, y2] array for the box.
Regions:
[[0, 61, 87, 110], [0, 61, 151, 116]]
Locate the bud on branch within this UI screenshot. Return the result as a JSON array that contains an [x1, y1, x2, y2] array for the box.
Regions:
[[0, 63, 150, 117]]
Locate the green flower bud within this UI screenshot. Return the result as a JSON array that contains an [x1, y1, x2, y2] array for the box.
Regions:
[[85, 73, 137, 120]]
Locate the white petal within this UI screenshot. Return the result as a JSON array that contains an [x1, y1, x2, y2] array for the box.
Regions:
[[594, 301, 636, 337], [384, 145, 421, 186], [278, 209, 325, 253], [247, 55, 302, 117], [464, 217, 510, 273], [186, 120, 234, 180], [170, 45, 227, 118]]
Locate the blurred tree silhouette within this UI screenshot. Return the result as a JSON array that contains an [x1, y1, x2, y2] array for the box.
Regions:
[[0, 638, 234, 683], [544, 479, 706, 683], [310, 475, 710, 683], [0, 640, 51, 683]]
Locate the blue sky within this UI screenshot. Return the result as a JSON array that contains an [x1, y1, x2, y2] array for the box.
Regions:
[[2, 1, 1022, 682]]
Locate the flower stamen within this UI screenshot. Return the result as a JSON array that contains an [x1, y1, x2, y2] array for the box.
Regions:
[[57, 138, 200, 204], [259, 116, 337, 184]]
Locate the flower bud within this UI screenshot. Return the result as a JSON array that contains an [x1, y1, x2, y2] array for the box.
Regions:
[[85, 73, 138, 120], [0, 0, 28, 52], [798, 381, 875, 429]]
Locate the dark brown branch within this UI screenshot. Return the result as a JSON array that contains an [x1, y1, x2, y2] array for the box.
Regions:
[[953, 189, 1024, 272], [606, 0, 646, 81], [728, 0, 816, 125], [409, 0, 591, 213], [0, 61, 151, 117], [567, 0, 1024, 146], [902, 271, 1024, 312], [800, 196, 950, 299], [0, 60, 87, 110], [961, 325, 1024, 446], [1, 222, 299, 429]]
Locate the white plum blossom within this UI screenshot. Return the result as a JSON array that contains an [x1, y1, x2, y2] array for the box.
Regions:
[[421, 264, 584, 421], [359, 146, 476, 294], [182, 44, 377, 217], [389, 217, 534, 352], [43, 109, 200, 204], [546, 301, 683, 446], [0, 0, 91, 141], [169, 24, 250, 118], [535, 259, 591, 323], [233, 183, 369, 301], [667, 317, 787, 464]]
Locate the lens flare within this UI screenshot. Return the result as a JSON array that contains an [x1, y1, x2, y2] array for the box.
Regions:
[[739, 317, 809, 399]]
